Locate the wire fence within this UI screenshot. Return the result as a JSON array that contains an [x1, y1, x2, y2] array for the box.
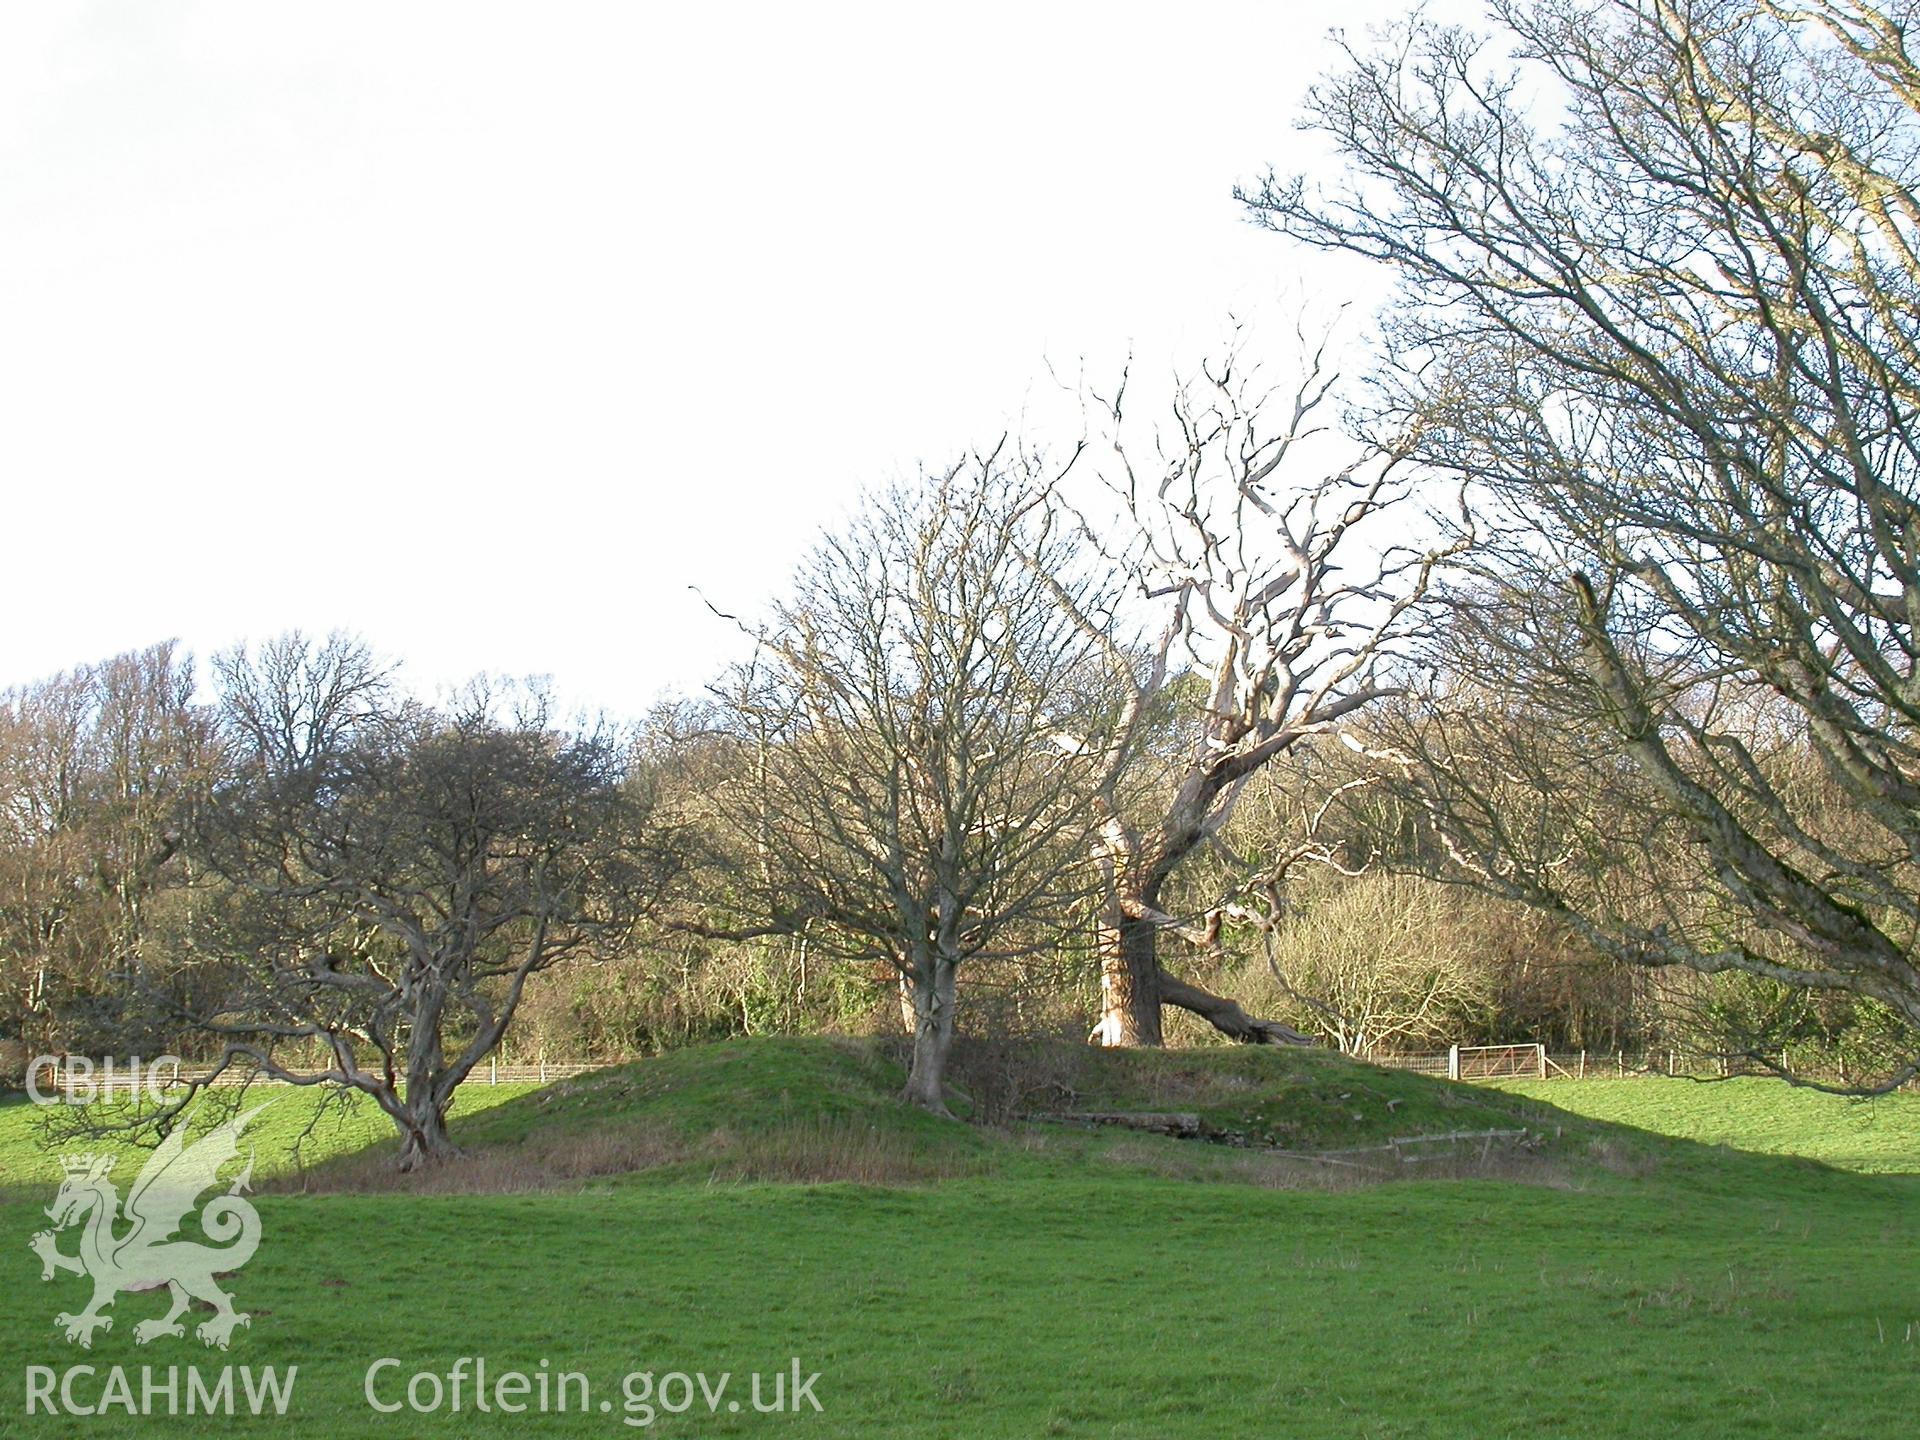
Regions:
[[1368, 1045, 1808, 1083]]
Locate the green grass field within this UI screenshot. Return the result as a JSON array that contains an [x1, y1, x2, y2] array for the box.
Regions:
[[1495, 1075, 1920, 1173], [1, 1039, 1915, 1437]]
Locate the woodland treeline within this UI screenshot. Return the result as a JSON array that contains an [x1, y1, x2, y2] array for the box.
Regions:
[[6, 0, 1920, 1164]]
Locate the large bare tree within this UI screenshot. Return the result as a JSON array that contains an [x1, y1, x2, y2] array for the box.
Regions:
[[1053, 335, 1441, 1046], [708, 453, 1129, 1111], [1245, 0, 1920, 1081], [172, 635, 677, 1167]]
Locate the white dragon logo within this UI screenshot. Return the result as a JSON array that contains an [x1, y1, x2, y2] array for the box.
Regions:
[[28, 1104, 267, 1350]]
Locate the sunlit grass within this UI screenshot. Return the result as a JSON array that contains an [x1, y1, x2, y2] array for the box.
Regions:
[[1, 1039, 1914, 1437], [1492, 1076, 1920, 1174]]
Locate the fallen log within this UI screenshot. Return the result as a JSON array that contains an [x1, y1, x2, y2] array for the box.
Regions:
[[1026, 1111, 1204, 1138]]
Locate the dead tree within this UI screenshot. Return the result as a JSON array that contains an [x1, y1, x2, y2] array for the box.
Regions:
[[1049, 330, 1444, 1046]]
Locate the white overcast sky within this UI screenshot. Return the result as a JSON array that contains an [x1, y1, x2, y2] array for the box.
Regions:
[[0, 0, 1472, 718]]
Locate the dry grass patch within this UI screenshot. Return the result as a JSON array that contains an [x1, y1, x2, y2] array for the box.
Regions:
[[706, 1116, 987, 1185], [267, 1113, 985, 1194], [264, 1121, 688, 1195]]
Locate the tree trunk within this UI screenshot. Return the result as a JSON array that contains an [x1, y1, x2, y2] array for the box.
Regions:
[[1096, 895, 1309, 1049], [395, 1093, 457, 1171], [901, 962, 957, 1116], [1096, 909, 1163, 1047]]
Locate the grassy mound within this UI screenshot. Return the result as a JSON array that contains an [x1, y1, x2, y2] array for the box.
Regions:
[[0, 1036, 1650, 1197], [349, 1038, 1610, 1193], [5, 1036, 1911, 1197]]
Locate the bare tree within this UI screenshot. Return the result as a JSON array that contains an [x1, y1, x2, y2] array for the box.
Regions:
[[1246, 0, 1920, 1082], [1051, 333, 1442, 1046], [171, 635, 677, 1168], [707, 454, 1129, 1112], [0, 643, 212, 1054]]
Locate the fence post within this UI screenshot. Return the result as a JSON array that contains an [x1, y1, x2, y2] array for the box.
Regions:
[[1668, 1049, 1676, 1076], [1536, 1044, 1547, 1079], [1448, 1044, 1460, 1081], [539, 1057, 547, 1084], [1618, 1050, 1625, 1076], [490, 1056, 497, 1086], [1578, 1049, 1587, 1080]]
